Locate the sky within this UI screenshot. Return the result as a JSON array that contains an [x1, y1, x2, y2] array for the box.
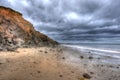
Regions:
[[0, 0, 120, 44]]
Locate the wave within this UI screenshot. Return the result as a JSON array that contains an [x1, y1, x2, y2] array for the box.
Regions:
[[64, 44, 120, 54], [62, 44, 120, 61], [64, 45, 120, 53]]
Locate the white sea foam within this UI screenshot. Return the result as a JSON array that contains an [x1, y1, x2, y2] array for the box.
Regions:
[[64, 45, 120, 54]]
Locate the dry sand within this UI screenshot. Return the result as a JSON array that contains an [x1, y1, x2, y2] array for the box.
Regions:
[[0, 46, 120, 80]]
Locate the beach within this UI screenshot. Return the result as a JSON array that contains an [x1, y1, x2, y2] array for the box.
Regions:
[[0, 45, 120, 80]]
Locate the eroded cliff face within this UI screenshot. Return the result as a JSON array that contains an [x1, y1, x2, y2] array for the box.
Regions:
[[0, 6, 58, 51]]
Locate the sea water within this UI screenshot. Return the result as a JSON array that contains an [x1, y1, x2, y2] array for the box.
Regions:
[[63, 42, 120, 64]]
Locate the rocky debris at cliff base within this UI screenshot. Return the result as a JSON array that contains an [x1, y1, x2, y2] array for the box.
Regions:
[[0, 6, 58, 51]]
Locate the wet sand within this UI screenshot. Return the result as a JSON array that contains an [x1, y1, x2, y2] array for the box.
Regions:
[[0, 46, 120, 80]]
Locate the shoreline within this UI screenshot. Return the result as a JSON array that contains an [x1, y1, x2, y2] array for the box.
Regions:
[[0, 45, 120, 80]]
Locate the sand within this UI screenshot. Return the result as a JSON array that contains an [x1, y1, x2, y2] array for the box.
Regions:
[[0, 46, 120, 80]]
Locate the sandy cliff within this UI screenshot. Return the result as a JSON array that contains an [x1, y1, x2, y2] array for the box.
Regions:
[[0, 6, 58, 51]]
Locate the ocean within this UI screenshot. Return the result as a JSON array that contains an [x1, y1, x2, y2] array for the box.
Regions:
[[63, 42, 120, 64]]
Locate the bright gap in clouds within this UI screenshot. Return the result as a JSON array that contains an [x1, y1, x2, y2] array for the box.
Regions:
[[42, 0, 51, 5], [64, 12, 80, 20], [64, 12, 92, 23], [21, 1, 30, 7]]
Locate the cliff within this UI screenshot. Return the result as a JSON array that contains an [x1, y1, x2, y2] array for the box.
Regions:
[[0, 6, 58, 51]]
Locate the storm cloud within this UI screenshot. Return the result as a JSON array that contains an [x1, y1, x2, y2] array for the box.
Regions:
[[0, 0, 120, 44]]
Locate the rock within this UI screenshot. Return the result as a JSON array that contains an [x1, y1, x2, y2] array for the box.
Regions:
[[90, 72, 94, 74], [59, 75, 63, 77], [80, 56, 84, 59], [83, 73, 91, 79], [0, 6, 58, 51], [44, 51, 48, 53], [6, 47, 17, 51], [71, 71, 74, 73], [62, 57, 65, 59], [88, 56, 93, 59], [37, 71, 41, 73]]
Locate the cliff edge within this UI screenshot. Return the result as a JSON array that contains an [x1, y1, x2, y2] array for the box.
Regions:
[[0, 6, 58, 51]]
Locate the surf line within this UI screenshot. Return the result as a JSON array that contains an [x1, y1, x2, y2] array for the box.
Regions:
[[64, 45, 120, 54]]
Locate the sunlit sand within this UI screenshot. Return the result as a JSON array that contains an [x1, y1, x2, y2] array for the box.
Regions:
[[0, 46, 120, 80]]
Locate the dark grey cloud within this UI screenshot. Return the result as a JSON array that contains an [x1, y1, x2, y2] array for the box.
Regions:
[[0, 0, 120, 44]]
